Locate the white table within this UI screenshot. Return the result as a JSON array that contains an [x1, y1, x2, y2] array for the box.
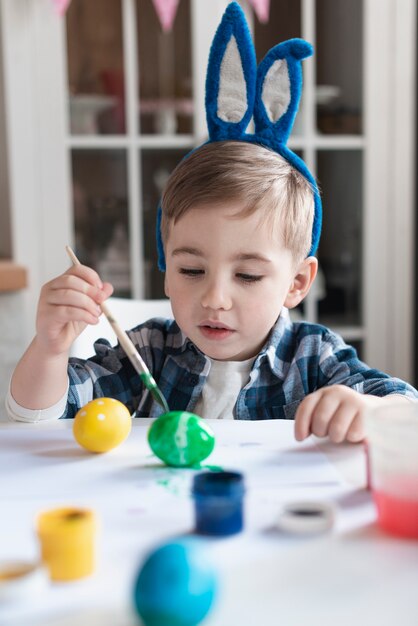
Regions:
[[1, 418, 417, 626]]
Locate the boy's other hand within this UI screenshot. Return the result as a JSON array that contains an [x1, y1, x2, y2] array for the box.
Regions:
[[35, 264, 113, 356], [294, 385, 383, 444]]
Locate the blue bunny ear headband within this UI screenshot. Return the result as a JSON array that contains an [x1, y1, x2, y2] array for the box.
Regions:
[[157, 1, 321, 271]]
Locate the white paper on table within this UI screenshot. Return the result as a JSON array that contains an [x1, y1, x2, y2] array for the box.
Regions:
[[1, 419, 346, 498], [0, 419, 376, 626], [0, 419, 372, 560]]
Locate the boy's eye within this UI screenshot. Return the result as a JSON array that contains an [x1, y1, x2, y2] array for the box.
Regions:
[[179, 268, 204, 277], [236, 273, 263, 283]]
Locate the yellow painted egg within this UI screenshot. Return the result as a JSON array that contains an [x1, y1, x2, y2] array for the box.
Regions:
[[73, 398, 132, 453]]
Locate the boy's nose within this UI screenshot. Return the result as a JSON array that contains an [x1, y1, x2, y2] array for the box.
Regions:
[[201, 279, 232, 311]]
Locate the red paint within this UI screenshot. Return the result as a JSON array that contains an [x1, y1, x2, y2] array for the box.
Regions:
[[373, 488, 418, 538]]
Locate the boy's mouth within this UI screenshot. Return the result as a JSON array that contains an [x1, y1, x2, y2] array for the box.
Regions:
[[198, 321, 235, 340]]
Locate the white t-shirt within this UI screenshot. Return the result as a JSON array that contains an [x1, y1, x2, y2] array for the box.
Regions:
[[194, 357, 254, 420]]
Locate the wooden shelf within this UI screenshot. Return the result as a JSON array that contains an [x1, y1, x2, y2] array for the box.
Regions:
[[0, 261, 27, 292]]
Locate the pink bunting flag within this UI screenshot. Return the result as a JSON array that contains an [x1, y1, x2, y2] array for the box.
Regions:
[[248, 0, 271, 24], [51, 0, 72, 16], [152, 0, 180, 33]]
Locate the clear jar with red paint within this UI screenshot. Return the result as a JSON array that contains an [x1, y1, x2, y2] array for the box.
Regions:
[[365, 402, 418, 538]]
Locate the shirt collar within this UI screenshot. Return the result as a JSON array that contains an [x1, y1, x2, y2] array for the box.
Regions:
[[254, 307, 293, 379]]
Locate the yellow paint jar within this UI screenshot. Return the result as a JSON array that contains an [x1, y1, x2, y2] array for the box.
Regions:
[[36, 507, 96, 582]]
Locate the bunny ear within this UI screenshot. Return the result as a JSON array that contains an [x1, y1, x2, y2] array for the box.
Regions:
[[205, 2, 256, 141], [254, 39, 313, 146], [156, 11, 322, 274]]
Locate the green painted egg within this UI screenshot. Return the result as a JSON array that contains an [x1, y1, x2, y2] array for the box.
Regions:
[[148, 411, 215, 468]]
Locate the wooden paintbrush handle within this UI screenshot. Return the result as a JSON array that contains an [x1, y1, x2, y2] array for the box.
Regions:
[[65, 245, 148, 375], [99, 301, 148, 373]]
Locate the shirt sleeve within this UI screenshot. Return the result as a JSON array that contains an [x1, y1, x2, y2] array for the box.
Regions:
[[5, 379, 69, 422], [318, 330, 418, 400], [5, 321, 164, 421], [63, 320, 170, 419], [63, 339, 143, 419]]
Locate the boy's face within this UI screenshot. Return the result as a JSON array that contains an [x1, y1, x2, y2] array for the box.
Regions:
[[164, 203, 312, 361]]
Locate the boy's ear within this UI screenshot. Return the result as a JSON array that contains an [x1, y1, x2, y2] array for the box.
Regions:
[[164, 274, 170, 299], [284, 257, 318, 309]]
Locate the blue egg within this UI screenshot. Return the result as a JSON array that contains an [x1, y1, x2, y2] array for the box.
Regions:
[[133, 538, 217, 626]]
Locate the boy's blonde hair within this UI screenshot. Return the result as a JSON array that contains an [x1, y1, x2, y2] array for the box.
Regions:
[[161, 141, 315, 263]]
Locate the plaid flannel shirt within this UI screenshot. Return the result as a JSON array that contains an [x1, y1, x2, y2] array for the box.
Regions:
[[63, 308, 418, 420]]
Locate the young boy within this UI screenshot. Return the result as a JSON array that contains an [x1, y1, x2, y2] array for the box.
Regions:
[[6, 3, 418, 438], [7, 140, 418, 442]]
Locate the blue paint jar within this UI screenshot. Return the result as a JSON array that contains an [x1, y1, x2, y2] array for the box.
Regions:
[[192, 471, 245, 536]]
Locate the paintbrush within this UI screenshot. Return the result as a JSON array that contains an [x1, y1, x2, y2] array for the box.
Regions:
[[65, 245, 169, 414]]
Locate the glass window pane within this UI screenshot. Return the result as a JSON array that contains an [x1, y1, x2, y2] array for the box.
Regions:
[[72, 150, 131, 297], [136, 0, 193, 135], [254, 1, 301, 60], [316, 0, 363, 135], [66, 0, 125, 135], [317, 150, 363, 326], [141, 149, 191, 298]]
